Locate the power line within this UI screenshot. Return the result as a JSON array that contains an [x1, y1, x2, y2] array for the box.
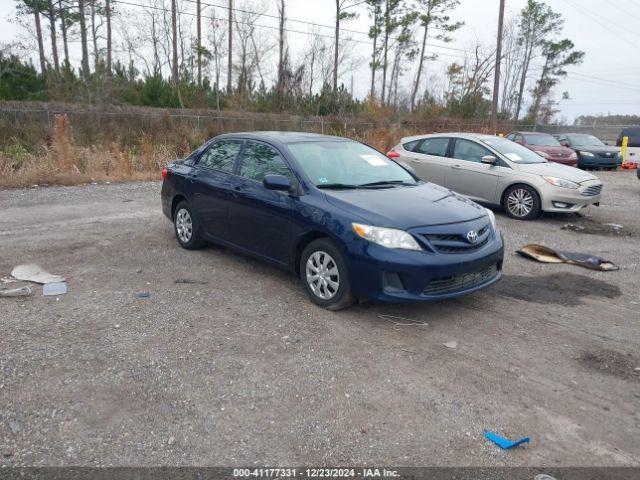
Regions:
[[111, 0, 470, 60], [183, 0, 468, 54]]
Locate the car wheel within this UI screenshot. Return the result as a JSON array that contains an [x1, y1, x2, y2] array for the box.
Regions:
[[300, 238, 355, 311], [174, 201, 205, 250], [503, 184, 541, 220]]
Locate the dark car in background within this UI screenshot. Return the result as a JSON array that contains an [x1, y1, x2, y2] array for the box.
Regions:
[[161, 132, 504, 310], [553, 133, 622, 170], [617, 127, 640, 166], [505, 131, 577, 166]]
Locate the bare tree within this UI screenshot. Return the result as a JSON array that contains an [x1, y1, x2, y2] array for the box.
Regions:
[[106, 0, 112, 76], [333, 0, 356, 91], [276, 0, 285, 109], [45, 0, 60, 75], [410, 0, 463, 110], [196, 0, 201, 85], [227, 0, 233, 93], [207, 10, 227, 108], [78, 0, 91, 80], [366, 0, 383, 101]]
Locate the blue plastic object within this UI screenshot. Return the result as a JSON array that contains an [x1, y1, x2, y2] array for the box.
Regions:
[[484, 431, 530, 449]]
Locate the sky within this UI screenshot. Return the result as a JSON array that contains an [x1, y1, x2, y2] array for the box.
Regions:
[[1, 0, 639, 122]]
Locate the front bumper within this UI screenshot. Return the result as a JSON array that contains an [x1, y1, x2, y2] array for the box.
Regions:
[[345, 221, 504, 302], [540, 179, 602, 213], [578, 155, 621, 168]]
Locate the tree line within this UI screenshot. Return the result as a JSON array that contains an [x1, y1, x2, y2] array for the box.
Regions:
[[1, 0, 583, 122]]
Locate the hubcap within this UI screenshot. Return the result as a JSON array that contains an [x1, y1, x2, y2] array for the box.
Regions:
[[507, 188, 534, 217], [175, 208, 193, 243], [306, 251, 340, 300]]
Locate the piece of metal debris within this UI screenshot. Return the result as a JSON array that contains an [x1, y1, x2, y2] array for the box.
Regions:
[[43, 282, 68, 296], [8, 420, 21, 434], [484, 431, 530, 449], [0, 286, 32, 297], [11, 264, 65, 284], [378, 314, 428, 326], [443, 341, 458, 349], [135, 291, 150, 298]]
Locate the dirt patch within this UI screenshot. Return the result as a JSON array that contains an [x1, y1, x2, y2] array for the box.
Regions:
[[561, 219, 635, 237], [580, 349, 640, 381], [497, 273, 622, 306]]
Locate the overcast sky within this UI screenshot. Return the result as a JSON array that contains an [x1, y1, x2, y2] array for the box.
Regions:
[[1, 0, 639, 121]]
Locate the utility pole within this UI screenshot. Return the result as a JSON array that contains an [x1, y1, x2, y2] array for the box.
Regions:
[[490, 0, 505, 135]]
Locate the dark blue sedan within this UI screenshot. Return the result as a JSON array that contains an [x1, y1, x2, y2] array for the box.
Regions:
[[161, 132, 504, 310]]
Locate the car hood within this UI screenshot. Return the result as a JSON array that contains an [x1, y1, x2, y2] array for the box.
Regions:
[[515, 161, 599, 182], [525, 144, 574, 156], [323, 183, 487, 229]]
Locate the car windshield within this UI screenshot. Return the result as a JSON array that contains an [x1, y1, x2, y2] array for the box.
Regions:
[[287, 141, 417, 188], [481, 137, 547, 164], [566, 134, 605, 147], [524, 134, 561, 146]]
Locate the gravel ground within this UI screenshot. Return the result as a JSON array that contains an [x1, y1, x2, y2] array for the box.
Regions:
[[0, 171, 639, 467]]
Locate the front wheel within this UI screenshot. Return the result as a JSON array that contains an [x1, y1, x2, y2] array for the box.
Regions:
[[300, 238, 355, 311], [503, 184, 541, 220]]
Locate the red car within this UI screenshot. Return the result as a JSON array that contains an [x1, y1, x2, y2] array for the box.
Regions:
[[505, 131, 578, 166]]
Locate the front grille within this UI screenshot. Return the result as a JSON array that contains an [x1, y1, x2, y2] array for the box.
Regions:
[[423, 223, 490, 254], [581, 184, 603, 196], [422, 263, 499, 296]]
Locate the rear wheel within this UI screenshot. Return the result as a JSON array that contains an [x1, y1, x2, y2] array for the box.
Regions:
[[300, 238, 355, 311], [174, 201, 205, 249], [503, 184, 541, 220]]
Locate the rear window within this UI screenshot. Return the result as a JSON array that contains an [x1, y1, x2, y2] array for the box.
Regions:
[[403, 140, 419, 151], [523, 134, 561, 147], [416, 137, 449, 157], [619, 128, 640, 147]]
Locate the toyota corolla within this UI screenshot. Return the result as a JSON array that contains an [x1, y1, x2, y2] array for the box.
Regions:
[[161, 132, 504, 310]]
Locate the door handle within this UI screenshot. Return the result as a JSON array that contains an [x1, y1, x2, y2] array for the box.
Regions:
[[187, 171, 198, 180], [231, 186, 241, 197], [451, 164, 462, 169]]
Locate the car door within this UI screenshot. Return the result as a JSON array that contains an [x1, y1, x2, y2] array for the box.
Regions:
[[226, 140, 295, 265], [403, 137, 451, 186], [189, 139, 243, 241], [444, 138, 501, 204]]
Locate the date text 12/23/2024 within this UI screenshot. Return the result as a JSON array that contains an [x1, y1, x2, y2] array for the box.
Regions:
[[233, 468, 400, 478]]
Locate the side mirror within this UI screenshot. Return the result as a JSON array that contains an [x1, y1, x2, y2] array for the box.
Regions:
[[559, 140, 569, 147], [263, 174, 292, 191], [481, 155, 497, 165]]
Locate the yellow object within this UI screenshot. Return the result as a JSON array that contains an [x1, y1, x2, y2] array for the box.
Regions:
[[621, 136, 628, 164], [499, 133, 504, 138]]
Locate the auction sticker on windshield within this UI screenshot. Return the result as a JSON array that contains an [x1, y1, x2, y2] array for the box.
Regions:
[[361, 155, 389, 166]]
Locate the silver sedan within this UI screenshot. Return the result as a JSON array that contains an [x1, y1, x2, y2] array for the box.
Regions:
[[389, 133, 603, 220]]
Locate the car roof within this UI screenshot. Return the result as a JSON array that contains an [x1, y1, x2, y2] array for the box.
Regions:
[[400, 132, 501, 143], [214, 131, 348, 145]]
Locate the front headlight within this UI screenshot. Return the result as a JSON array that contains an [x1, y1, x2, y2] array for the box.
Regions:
[[580, 151, 594, 157], [352, 223, 422, 250], [534, 150, 549, 158], [485, 208, 497, 231], [569, 152, 577, 160], [542, 176, 580, 189]]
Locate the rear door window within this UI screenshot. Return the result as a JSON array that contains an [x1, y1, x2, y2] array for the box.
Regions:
[[416, 137, 450, 157], [239, 141, 293, 183], [452, 139, 493, 163], [198, 140, 242, 173]]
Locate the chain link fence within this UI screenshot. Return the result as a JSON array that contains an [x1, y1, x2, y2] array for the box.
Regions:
[[0, 103, 634, 151]]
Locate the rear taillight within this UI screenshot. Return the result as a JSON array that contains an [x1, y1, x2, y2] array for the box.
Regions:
[[387, 150, 400, 158], [161, 167, 168, 179]]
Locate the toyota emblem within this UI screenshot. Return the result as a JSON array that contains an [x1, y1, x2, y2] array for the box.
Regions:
[[466, 230, 478, 243]]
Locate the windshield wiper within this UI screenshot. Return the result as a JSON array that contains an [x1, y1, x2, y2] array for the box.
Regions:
[[316, 183, 360, 189], [358, 180, 417, 187]]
